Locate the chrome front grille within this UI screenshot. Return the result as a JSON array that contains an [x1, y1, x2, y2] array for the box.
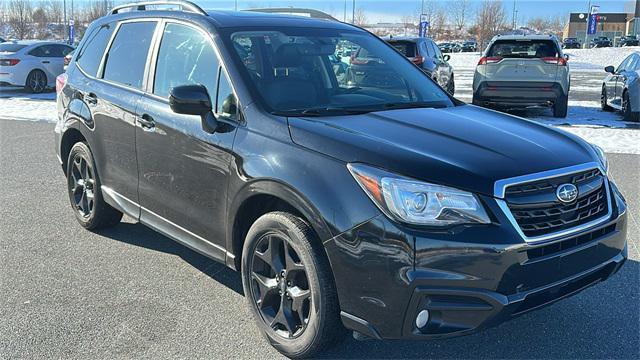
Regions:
[[503, 168, 610, 239]]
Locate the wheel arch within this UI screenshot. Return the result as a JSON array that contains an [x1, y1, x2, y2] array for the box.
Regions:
[[60, 127, 87, 172], [226, 179, 333, 271]]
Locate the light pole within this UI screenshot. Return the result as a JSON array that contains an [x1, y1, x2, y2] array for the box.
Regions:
[[235, 0, 238, 11], [352, 0, 355, 24]]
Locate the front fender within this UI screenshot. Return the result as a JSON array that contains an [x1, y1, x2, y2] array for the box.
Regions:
[[627, 78, 639, 112]]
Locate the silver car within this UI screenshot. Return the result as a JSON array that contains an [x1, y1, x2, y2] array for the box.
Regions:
[[472, 34, 570, 118], [601, 52, 639, 122]]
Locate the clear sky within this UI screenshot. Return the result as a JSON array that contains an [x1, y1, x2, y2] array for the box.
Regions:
[[77, 0, 633, 24]]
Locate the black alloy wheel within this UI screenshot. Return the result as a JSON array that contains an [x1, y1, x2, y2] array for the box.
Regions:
[[622, 91, 640, 121], [601, 85, 613, 111], [26, 70, 47, 93], [69, 152, 96, 219], [250, 232, 311, 339]]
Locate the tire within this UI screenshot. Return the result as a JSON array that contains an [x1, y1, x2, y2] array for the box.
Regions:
[[472, 93, 482, 106], [601, 85, 613, 111], [446, 76, 455, 95], [25, 70, 47, 93], [241, 212, 346, 358], [66, 142, 123, 230], [553, 93, 568, 118], [622, 90, 640, 122]]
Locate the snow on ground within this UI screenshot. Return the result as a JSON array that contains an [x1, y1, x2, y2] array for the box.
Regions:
[[0, 87, 57, 123]]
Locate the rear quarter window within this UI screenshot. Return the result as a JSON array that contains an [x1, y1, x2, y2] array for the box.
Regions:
[[388, 41, 416, 57], [77, 23, 115, 76], [488, 39, 559, 58]]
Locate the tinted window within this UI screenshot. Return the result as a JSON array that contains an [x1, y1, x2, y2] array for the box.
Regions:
[[0, 43, 27, 53], [31, 45, 72, 57], [77, 23, 115, 76], [432, 41, 444, 59], [425, 41, 435, 57], [29, 45, 50, 57], [56, 45, 74, 57], [216, 69, 238, 120], [229, 29, 452, 116], [103, 21, 156, 89], [625, 55, 638, 72], [488, 40, 559, 58], [153, 23, 218, 98], [388, 41, 416, 57], [617, 55, 632, 73]]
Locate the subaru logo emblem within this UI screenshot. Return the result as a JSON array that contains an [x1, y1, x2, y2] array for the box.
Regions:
[[556, 183, 578, 203]]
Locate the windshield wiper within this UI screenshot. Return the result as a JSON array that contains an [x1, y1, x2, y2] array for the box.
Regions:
[[378, 101, 449, 110], [274, 107, 373, 117]]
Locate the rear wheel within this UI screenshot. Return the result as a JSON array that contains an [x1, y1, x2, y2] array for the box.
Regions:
[[601, 85, 613, 111], [622, 90, 640, 122], [25, 70, 47, 93], [241, 212, 345, 358], [553, 93, 568, 118], [66, 142, 123, 229]]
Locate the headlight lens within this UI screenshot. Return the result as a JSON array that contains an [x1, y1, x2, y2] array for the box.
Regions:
[[348, 163, 490, 226], [591, 143, 608, 174]]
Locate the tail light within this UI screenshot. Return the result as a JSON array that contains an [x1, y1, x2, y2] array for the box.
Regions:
[[0, 59, 20, 66], [542, 57, 567, 66], [410, 55, 425, 66], [56, 73, 67, 94], [478, 56, 502, 65]]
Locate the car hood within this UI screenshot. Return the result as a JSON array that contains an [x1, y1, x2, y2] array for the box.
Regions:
[[288, 105, 597, 197]]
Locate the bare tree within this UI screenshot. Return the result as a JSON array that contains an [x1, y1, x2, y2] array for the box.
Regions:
[[474, 0, 507, 49], [400, 14, 418, 36], [452, 0, 470, 31], [8, 0, 33, 39], [353, 8, 367, 26]]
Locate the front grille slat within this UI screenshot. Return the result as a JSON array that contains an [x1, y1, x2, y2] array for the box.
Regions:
[[505, 169, 609, 238]]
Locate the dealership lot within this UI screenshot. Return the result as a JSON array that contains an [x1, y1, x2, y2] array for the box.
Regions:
[[0, 119, 638, 359]]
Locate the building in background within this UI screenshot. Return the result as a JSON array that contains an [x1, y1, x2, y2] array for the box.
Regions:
[[563, 12, 635, 43]]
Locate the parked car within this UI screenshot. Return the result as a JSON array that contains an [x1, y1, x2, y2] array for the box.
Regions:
[[590, 37, 612, 48], [438, 42, 461, 53], [562, 37, 581, 49], [386, 37, 455, 94], [56, 2, 627, 358], [472, 34, 570, 117], [460, 40, 477, 52], [618, 36, 639, 47], [601, 52, 640, 121], [63, 49, 75, 72], [0, 40, 74, 92]]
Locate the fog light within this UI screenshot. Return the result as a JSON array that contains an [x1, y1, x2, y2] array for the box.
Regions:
[[415, 310, 430, 328]]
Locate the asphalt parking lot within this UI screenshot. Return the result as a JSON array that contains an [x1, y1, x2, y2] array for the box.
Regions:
[[0, 118, 638, 359]]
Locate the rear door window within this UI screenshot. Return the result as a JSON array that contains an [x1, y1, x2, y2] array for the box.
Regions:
[[29, 45, 53, 57], [102, 21, 157, 89], [76, 23, 115, 77], [389, 41, 416, 57], [488, 40, 559, 58]]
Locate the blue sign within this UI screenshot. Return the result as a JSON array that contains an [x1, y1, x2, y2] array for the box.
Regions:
[[69, 21, 75, 45], [419, 21, 429, 37], [587, 13, 598, 35]]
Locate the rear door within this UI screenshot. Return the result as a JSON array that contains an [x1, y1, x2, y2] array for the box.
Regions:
[[483, 39, 561, 83], [135, 21, 239, 260], [609, 55, 632, 107]]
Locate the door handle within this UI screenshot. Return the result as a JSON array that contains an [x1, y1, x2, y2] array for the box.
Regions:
[[42, 61, 50, 64], [139, 114, 156, 129], [84, 92, 97, 105]]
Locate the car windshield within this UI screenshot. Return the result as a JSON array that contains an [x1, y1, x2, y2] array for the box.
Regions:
[[488, 39, 559, 58], [225, 28, 453, 116], [0, 43, 27, 53]]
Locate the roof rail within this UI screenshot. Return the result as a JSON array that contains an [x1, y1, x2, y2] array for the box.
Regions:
[[246, 8, 337, 21], [110, 1, 206, 15]]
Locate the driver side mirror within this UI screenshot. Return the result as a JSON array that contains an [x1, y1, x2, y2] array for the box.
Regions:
[[604, 65, 615, 74], [443, 54, 450, 62], [169, 84, 218, 134]]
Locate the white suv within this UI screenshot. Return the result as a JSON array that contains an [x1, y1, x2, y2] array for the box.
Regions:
[[472, 34, 570, 118]]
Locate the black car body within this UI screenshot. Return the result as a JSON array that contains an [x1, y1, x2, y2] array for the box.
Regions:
[[601, 52, 640, 121], [618, 36, 639, 47], [54, 2, 628, 358], [385, 37, 455, 94], [562, 37, 581, 49], [591, 37, 612, 48]]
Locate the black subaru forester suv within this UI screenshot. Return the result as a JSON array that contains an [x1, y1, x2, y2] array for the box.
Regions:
[[55, 1, 628, 358]]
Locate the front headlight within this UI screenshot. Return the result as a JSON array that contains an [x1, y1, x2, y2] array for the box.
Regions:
[[591, 143, 608, 174], [348, 163, 490, 226]]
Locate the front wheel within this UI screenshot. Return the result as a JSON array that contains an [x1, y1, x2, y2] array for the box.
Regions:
[[446, 76, 455, 95], [66, 142, 123, 229], [553, 93, 568, 118], [601, 85, 613, 111], [241, 212, 345, 358], [622, 91, 640, 122]]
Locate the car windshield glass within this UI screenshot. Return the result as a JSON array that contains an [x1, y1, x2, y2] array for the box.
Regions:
[[226, 28, 453, 116], [388, 41, 416, 57], [488, 39, 559, 58], [0, 44, 27, 53]]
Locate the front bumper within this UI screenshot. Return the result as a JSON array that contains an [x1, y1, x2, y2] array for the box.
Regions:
[[326, 182, 627, 340], [474, 81, 565, 107]]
